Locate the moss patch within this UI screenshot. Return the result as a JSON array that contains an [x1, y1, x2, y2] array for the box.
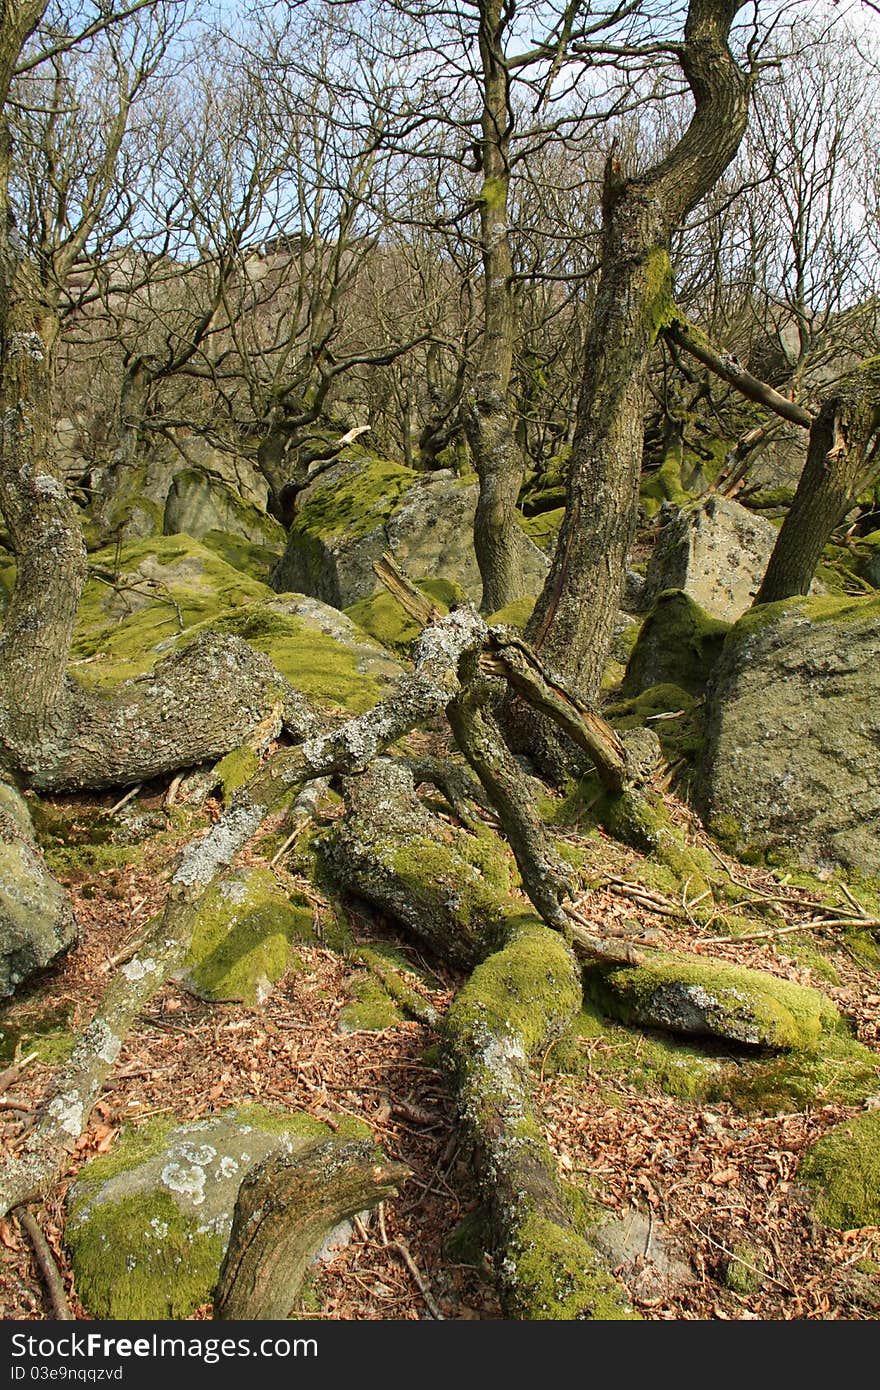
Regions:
[[518, 508, 564, 552], [293, 455, 416, 543], [179, 868, 315, 1004], [799, 1111, 880, 1229], [337, 974, 405, 1034], [506, 1207, 639, 1320], [621, 591, 730, 698], [346, 577, 465, 653]]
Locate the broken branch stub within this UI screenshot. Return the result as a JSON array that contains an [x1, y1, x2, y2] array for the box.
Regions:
[[214, 1139, 410, 1320]]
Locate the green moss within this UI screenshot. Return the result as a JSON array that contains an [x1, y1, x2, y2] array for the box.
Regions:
[[488, 595, 537, 629], [718, 1032, 880, 1113], [517, 508, 564, 552], [733, 590, 880, 645], [201, 530, 284, 582], [0, 996, 77, 1067], [191, 604, 386, 713], [70, 535, 273, 687], [585, 952, 840, 1052], [621, 591, 730, 698], [799, 1111, 880, 1229], [345, 577, 465, 653], [548, 1002, 727, 1102], [605, 683, 706, 766], [180, 869, 315, 1004], [293, 456, 416, 543], [506, 1208, 639, 1320], [644, 249, 676, 345], [65, 1189, 225, 1320], [445, 1206, 491, 1265], [380, 824, 521, 953], [640, 454, 690, 519], [724, 1242, 768, 1294], [337, 975, 405, 1033], [213, 745, 260, 803], [446, 922, 580, 1057], [65, 1105, 363, 1319]]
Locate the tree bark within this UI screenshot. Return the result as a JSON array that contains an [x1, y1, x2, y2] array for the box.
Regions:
[[214, 1139, 409, 1320], [464, 1, 527, 615], [524, 0, 753, 707], [756, 362, 880, 603]]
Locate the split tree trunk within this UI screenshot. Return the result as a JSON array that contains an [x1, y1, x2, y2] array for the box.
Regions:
[[757, 362, 880, 603]]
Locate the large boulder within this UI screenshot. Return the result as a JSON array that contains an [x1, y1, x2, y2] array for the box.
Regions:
[[621, 590, 730, 697], [644, 495, 791, 622], [270, 454, 548, 608], [699, 593, 880, 872], [65, 1107, 365, 1319], [0, 784, 77, 997], [88, 437, 268, 546], [163, 469, 286, 553]]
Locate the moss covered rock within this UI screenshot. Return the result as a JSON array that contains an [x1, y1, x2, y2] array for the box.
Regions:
[[799, 1111, 880, 1229], [345, 577, 466, 653], [271, 454, 547, 608], [163, 469, 286, 554], [700, 592, 880, 873], [65, 1107, 361, 1319], [0, 787, 77, 997], [177, 868, 315, 1004], [585, 952, 839, 1051], [622, 590, 730, 697], [69, 534, 400, 713]]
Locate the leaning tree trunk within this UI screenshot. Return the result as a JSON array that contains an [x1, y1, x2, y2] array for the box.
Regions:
[[524, 0, 752, 708], [756, 360, 880, 604]]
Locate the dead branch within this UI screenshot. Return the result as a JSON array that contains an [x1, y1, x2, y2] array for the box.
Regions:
[[15, 1207, 73, 1320]]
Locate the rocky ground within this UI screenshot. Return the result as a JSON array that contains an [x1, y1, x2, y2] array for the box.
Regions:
[[1, 760, 878, 1321]]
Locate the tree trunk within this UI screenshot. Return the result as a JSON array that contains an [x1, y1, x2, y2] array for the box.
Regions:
[[464, 1, 527, 616], [757, 362, 880, 604], [524, 0, 752, 708]]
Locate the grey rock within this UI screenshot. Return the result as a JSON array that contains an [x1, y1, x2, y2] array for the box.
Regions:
[[0, 786, 77, 997], [643, 495, 818, 622], [163, 469, 285, 551], [700, 593, 880, 873], [271, 457, 548, 607], [65, 1108, 340, 1319]]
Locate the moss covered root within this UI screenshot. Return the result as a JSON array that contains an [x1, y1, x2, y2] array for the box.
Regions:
[[445, 923, 638, 1319]]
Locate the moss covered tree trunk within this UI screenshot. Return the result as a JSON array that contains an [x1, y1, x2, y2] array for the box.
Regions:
[[524, 0, 752, 708], [756, 362, 880, 604]]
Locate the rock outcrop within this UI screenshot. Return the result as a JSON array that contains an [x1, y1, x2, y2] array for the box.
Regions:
[[644, 495, 797, 622], [0, 784, 77, 998], [699, 593, 880, 872]]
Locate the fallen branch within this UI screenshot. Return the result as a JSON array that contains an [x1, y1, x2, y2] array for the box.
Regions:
[[16, 1207, 73, 1320]]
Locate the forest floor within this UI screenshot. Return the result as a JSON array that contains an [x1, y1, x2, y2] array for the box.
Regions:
[[1, 758, 879, 1322]]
